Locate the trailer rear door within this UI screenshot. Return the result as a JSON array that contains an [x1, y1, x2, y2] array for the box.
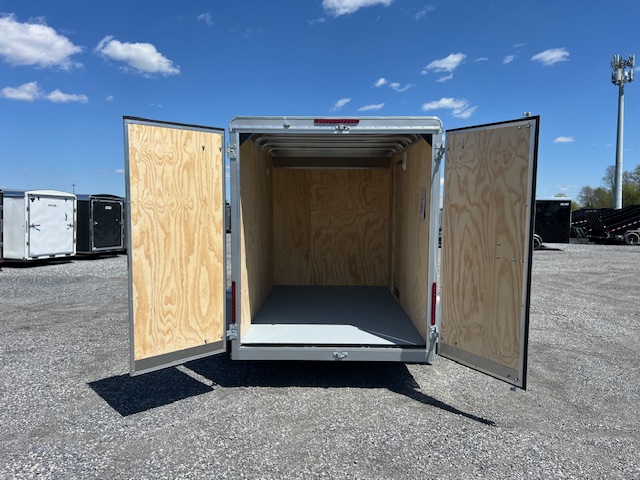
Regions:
[[28, 194, 75, 257], [440, 117, 539, 389], [124, 117, 227, 375], [92, 198, 124, 250]]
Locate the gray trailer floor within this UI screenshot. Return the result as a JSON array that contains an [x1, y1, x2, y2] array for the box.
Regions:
[[242, 285, 426, 346]]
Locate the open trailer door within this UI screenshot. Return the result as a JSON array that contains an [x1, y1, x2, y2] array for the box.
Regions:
[[440, 117, 539, 389], [124, 117, 226, 375]]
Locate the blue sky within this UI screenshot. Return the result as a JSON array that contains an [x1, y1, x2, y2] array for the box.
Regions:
[[1, 0, 639, 203]]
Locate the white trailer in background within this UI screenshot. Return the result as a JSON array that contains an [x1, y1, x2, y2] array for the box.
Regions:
[[124, 115, 539, 389], [1, 190, 76, 261]]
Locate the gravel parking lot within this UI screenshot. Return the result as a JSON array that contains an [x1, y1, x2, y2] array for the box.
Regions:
[[1, 243, 638, 479]]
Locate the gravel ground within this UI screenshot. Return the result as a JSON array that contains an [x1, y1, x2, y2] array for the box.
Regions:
[[0, 242, 638, 479]]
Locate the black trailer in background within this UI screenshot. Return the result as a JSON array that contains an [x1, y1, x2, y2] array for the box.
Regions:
[[535, 198, 572, 244], [571, 204, 640, 244], [76, 194, 125, 254]]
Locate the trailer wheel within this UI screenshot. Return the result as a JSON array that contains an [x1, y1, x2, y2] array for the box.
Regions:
[[533, 234, 542, 250], [624, 231, 640, 245]]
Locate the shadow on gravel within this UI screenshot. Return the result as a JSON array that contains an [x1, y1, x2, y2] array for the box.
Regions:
[[89, 368, 213, 416], [89, 354, 494, 426]]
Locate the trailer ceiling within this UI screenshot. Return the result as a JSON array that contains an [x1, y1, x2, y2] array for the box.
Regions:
[[248, 133, 428, 168]]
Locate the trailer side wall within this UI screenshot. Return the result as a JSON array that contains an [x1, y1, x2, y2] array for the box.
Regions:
[[240, 141, 274, 338], [391, 140, 432, 339]]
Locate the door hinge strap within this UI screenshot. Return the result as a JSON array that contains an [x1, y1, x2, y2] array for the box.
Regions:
[[226, 324, 238, 340]]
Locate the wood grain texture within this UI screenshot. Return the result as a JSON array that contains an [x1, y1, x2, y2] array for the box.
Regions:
[[239, 142, 274, 337], [441, 124, 531, 370], [273, 168, 391, 285], [128, 123, 225, 361], [391, 140, 432, 339]]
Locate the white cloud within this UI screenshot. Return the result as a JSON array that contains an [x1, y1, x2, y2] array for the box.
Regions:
[[198, 13, 213, 26], [357, 103, 385, 111], [415, 5, 435, 20], [532, 48, 569, 66], [554, 136, 574, 143], [475, 57, 489, 62], [323, 0, 394, 16], [115, 169, 125, 174], [436, 73, 453, 83], [331, 98, 351, 111], [1, 81, 42, 101], [46, 89, 88, 103], [389, 82, 413, 92], [309, 17, 327, 25], [0, 14, 83, 69], [422, 53, 466, 74], [454, 105, 477, 119], [421, 97, 477, 119], [555, 184, 577, 192], [503, 55, 515, 64], [1, 81, 88, 103], [374, 77, 387, 87], [95, 36, 180, 76], [514, 43, 526, 48], [106, 95, 114, 102]]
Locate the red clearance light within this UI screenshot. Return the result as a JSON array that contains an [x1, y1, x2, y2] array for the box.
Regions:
[[231, 281, 236, 325], [431, 282, 437, 326], [314, 118, 360, 125]]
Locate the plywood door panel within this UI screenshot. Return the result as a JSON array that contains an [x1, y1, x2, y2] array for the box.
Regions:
[[440, 118, 537, 388], [127, 121, 225, 371], [273, 168, 390, 286]]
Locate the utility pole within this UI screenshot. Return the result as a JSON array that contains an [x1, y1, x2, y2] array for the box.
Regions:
[[611, 54, 635, 210], [72, 183, 76, 194]]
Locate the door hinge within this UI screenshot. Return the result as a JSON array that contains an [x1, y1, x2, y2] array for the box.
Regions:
[[227, 144, 237, 160], [226, 324, 238, 340], [435, 143, 445, 162], [429, 325, 439, 342]]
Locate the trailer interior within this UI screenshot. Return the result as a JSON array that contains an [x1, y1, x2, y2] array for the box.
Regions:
[[236, 129, 435, 349]]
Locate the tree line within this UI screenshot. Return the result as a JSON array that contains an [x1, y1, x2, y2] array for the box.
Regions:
[[574, 165, 640, 209]]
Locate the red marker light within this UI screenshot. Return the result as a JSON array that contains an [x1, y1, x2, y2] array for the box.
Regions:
[[231, 281, 236, 325], [313, 118, 360, 125], [431, 282, 437, 326]]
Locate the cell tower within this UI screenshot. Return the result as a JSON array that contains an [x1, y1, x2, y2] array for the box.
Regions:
[[611, 54, 635, 209]]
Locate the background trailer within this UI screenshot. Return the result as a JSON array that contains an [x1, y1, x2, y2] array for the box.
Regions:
[[2, 190, 76, 261], [535, 198, 572, 244], [76, 194, 125, 254], [124, 116, 539, 389]]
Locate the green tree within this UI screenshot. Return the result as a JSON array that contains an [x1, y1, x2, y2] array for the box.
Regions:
[[576, 165, 640, 208]]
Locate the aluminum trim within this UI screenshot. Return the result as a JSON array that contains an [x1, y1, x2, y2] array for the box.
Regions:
[[439, 343, 521, 386], [132, 341, 225, 376]]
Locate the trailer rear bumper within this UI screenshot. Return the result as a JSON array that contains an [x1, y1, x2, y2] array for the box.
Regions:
[[231, 345, 429, 363]]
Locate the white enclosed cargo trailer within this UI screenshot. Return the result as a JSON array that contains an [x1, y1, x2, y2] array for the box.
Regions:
[[2, 189, 76, 261], [124, 115, 539, 389]]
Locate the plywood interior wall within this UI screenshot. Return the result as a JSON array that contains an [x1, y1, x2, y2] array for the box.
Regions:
[[391, 140, 432, 340], [239, 141, 274, 337], [272, 168, 391, 286], [441, 124, 531, 371], [128, 123, 225, 361]]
